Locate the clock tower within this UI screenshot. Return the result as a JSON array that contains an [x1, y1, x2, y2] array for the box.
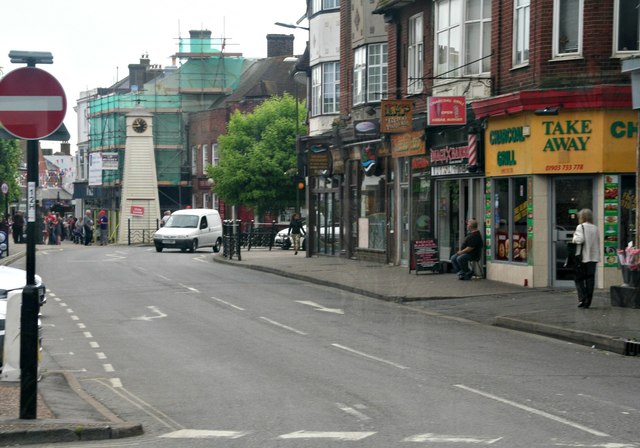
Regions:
[[117, 109, 161, 244]]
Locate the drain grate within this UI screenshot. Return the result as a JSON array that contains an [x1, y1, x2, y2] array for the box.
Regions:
[[624, 340, 640, 356]]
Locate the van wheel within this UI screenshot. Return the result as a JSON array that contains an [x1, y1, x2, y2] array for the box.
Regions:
[[213, 238, 221, 253], [155, 245, 163, 252], [189, 239, 198, 253]]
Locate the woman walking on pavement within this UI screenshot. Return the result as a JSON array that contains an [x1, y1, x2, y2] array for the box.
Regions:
[[572, 208, 600, 308], [288, 212, 306, 255]]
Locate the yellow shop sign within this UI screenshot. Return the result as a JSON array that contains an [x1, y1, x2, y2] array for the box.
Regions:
[[485, 110, 637, 176]]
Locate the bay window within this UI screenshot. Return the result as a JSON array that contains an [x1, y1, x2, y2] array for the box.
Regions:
[[312, 62, 340, 116], [353, 44, 388, 105]]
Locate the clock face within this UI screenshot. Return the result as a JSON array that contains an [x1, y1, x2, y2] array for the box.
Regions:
[[132, 118, 147, 134]]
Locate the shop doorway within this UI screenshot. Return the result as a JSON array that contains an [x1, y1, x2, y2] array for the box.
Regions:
[[552, 177, 594, 287]]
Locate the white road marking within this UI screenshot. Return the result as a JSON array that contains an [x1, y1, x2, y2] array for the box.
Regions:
[[296, 300, 344, 314], [77, 323, 86, 329], [105, 253, 126, 260], [337, 402, 371, 421], [211, 297, 245, 311], [60, 302, 67, 307], [103, 364, 114, 372], [178, 283, 199, 293], [70, 315, 79, 321], [110, 378, 122, 388], [553, 443, 638, 447], [89, 341, 100, 348], [278, 431, 375, 441], [133, 306, 167, 321], [155, 273, 171, 281], [455, 385, 610, 437], [259, 317, 307, 335], [332, 343, 409, 370], [161, 430, 249, 439], [83, 332, 93, 338], [577, 393, 639, 413], [49, 352, 74, 356], [66, 308, 73, 313], [404, 433, 502, 444], [96, 352, 107, 360]]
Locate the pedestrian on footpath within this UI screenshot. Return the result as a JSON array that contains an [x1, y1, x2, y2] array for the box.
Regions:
[[288, 212, 306, 255], [572, 208, 600, 308], [11, 211, 24, 244], [83, 210, 94, 246], [98, 210, 108, 245], [450, 218, 483, 280]]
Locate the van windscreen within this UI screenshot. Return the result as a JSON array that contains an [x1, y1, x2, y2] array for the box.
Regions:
[[165, 215, 198, 228]]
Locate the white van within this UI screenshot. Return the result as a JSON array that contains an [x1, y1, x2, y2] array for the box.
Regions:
[[153, 208, 222, 253]]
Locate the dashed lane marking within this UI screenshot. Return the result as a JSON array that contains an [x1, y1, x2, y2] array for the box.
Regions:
[[259, 317, 307, 335], [160, 430, 249, 439], [278, 431, 376, 441], [332, 343, 409, 370]]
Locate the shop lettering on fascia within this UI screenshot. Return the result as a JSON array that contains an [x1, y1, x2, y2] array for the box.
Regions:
[[430, 144, 472, 176], [485, 110, 638, 177]]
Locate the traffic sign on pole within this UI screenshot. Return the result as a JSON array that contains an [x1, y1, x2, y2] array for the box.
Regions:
[[0, 67, 67, 140]]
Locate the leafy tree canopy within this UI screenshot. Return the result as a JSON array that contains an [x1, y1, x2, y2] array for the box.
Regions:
[[207, 94, 306, 217], [0, 139, 22, 216]]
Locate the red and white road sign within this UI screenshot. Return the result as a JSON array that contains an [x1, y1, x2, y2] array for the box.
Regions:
[[0, 67, 67, 140]]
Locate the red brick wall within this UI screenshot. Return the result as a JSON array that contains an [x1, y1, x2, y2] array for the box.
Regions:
[[494, 0, 629, 95]]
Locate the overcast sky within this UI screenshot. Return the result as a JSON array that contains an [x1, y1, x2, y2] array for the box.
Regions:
[[0, 0, 308, 152]]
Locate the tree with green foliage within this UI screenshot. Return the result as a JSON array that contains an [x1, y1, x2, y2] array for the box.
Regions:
[[0, 139, 22, 218], [207, 94, 307, 218]]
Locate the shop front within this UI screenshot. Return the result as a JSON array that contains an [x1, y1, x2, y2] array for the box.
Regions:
[[483, 109, 637, 288], [429, 129, 485, 268]]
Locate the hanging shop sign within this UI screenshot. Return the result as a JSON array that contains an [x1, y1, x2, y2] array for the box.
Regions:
[[380, 99, 413, 133], [427, 96, 467, 126], [391, 131, 426, 158], [485, 110, 638, 176], [354, 120, 380, 139], [430, 143, 472, 177], [308, 145, 332, 176]]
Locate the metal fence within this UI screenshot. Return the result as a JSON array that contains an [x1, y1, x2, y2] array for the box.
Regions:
[[222, 220, 279, 260]]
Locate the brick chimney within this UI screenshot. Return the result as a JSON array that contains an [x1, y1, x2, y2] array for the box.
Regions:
[[128, 55, 150, 91], [267, 34, 294, 57]]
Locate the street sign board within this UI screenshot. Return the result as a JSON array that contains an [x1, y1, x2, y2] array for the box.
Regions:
[[0, 67, 67, 140]]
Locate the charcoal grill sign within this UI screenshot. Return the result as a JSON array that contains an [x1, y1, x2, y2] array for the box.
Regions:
[[413, 239, 439, 274]]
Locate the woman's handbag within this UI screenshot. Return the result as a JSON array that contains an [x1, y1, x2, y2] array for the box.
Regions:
[[564, 224, 584, 268]]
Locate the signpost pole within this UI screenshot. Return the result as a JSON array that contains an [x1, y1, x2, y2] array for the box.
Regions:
[[0, 51, 65, 419]]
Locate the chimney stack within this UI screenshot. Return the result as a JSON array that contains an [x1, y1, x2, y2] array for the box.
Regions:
[[267, 34, 294, 57]]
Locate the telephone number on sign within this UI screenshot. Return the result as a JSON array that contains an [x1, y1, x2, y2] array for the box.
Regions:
[[545, 164, 584, 172]]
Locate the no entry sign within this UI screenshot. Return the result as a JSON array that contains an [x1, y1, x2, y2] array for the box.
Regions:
[[0, 67, 67, 140]]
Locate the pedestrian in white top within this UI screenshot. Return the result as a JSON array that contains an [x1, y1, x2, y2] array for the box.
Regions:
[[572, 208, 600, 308]]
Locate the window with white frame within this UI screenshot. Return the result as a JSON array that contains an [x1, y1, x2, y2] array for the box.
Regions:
[[435, 1, 492, 79], [311, 62, 340, 116], [464, 0, 491, 74], [368, 43, 388, 102], [353, 47, 366, 105], [191, 145, 197, 175], [353, 44, 388, 106], [513, 0, 530, 66], [436, 2, 460, 78], [408, 13, 424, 94], [212, 143, 219, 166], [553, 0, 583, 57], [203, 193, 210, 209], [614, 0, 640, 55], [202, 144, 208, 174], [312, 0, 339, 14]]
